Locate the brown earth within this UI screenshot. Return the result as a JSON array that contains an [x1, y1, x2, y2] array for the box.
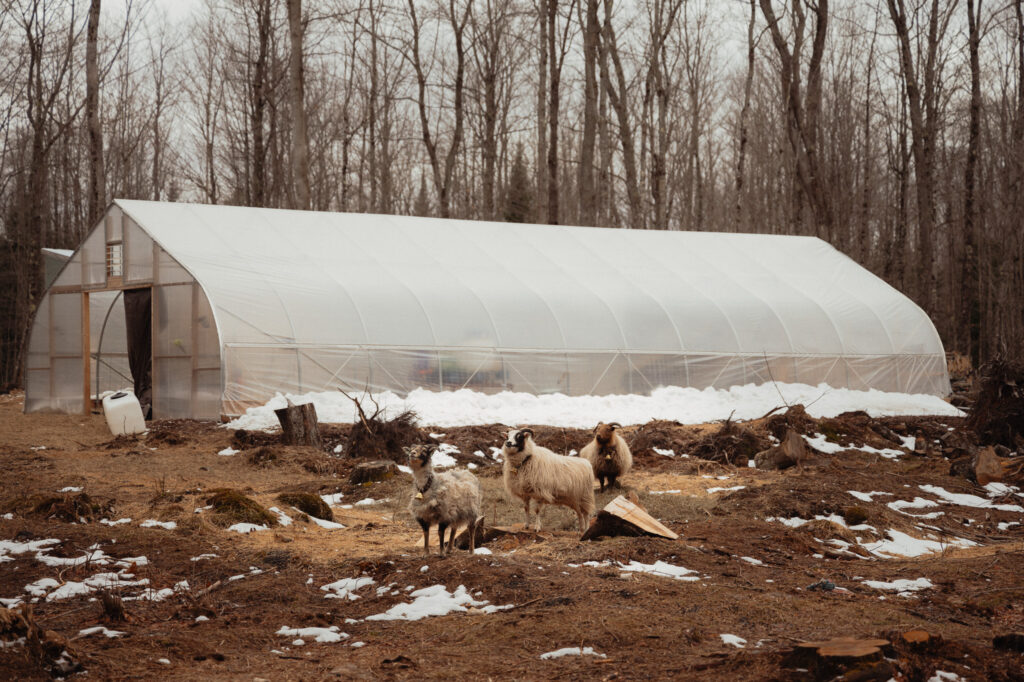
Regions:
[[1, 391, 1022, 680]]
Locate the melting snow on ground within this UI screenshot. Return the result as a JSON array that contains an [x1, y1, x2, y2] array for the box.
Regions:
[[321, 577, 375, 600], [860, 577, 933, 597], [218, 447, 240, 456], [140, 520, 177, 530], [227, 523, 269, 534], [276, 625, 348, 643], [804, 434, 905, 459], [848, 491, 892, 502], [364, 584, 512, 621], [77, 626, 126, 639], [720, 634, 746, 648], [617, 560, 700, 581], [919, 485, 1024, 513], [223, 383, 962, 430], [540, 646, 606, 660], [707, 485, 745, 494], [432, 444, 460, 467]]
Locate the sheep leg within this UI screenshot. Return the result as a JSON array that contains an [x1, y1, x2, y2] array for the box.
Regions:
[[532, 502, 543, 532], [598, 476, 607, 493], [468, 517, 479, 553], [609, 475, 618, 489], [418, 519, 431, 556], [577, 510, 587, 534], [522, 499, 533, 530], [437, 522, 449, 557], [446, 523, 458, 555]]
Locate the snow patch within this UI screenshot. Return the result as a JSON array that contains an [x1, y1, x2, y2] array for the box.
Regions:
[[720, 634, 746, 648], [223, 383, 963, 431], [540, 646, 606, 660]]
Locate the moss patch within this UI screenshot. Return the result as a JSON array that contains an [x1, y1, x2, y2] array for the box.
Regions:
[[277, 492, 333, 521], [205, 488, 276, 527]]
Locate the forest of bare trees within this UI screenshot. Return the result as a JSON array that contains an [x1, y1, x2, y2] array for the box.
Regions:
[[1, 0, 1022, 391]]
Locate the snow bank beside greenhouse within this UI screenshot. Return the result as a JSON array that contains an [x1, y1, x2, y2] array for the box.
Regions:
[[225, 382, 962, 430]]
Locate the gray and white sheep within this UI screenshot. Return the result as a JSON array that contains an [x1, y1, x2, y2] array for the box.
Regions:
[[580, 422, 632, 492], [501, 428, 595, 534], [406, 444, 482, 556]]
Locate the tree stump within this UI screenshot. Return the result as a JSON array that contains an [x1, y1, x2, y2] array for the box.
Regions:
[[274, 401, 322, 448], [581, 495, 679, 541], [754, 428, 806, 470], [784, 637, 891, 679], [349, 460, 397, 486]]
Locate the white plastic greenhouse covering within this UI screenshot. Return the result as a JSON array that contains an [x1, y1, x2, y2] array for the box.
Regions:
[[25, 199, 950, 419]]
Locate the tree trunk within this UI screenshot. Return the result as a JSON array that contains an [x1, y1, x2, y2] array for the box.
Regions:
[[546, 0, 560, 225], [251, 0, 271, 207], [961, 0, 982, 366], [734, 0, 755, 231], [578, 0, 600, 226], [86, 0, 105, 225], [536, 0, 549, 223], [287, 0, 311, 210]]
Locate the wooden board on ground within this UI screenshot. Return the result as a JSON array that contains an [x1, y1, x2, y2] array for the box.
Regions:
[[581, 495, 679, 541]]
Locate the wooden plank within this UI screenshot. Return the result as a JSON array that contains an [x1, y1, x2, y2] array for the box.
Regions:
[[603, 496, 678, 539], [82, 292, 90, 414]]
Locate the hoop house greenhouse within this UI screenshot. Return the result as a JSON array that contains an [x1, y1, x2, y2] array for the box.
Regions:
[[25, 199, 950, 420]]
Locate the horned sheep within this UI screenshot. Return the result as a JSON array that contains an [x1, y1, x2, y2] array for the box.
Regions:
[[406, 444, 482, 556], [501, 428, 595, 534], [580, 422, 632, 492]]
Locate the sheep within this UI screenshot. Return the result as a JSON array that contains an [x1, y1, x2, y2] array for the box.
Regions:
[[580, 422, 632, 492], [501, 428, 595, 534], [405, 444, 482, 557]]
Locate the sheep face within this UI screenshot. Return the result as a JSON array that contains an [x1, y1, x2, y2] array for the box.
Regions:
[[594, 422, 620, 447], [503, 428, 533, 453], [405, 444, 436, 472]]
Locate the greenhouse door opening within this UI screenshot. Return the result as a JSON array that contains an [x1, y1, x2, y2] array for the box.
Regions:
[[123, 288, 152, 418]]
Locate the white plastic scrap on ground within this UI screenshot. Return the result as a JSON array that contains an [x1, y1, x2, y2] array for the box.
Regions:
[[720, 634, 747, 648], [224, 383, 962, 431], [539, 646, 606, 660], [364, 584, 512, 621]]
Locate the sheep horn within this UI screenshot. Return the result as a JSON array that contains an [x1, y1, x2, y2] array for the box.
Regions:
[[609, 422, 621, 429], [520, 428, 534, 439]]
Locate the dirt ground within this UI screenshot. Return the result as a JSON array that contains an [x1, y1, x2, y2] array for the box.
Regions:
[[1, 391, 1022, 681]]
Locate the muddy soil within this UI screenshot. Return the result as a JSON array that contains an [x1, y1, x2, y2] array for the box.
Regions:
[[1, 391, 1022, 680]]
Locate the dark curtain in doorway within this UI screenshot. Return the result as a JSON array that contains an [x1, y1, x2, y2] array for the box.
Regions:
[[123, 288, 152, 418]]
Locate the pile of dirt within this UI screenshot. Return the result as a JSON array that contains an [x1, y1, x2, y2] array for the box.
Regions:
[[967, 360, 1024, 450], [205, 488, 276, 528], [5, 493, 114, 523], [0, 605, 78, 676], [230, 429, 279, 450], [764, 403, 817, 439], [629, 420, 692, 462], [346, 408, 420, 461], [690, 419, 767, 466]]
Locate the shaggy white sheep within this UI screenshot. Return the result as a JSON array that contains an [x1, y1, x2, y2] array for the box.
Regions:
[[501, 428, 594, 534]]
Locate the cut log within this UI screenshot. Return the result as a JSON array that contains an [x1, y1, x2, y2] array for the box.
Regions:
[[581, 495, 678, 541], [795, 637, 889, 658], [755, 428, 806, 470], [454, 524, 540, 550], [901, 629, 930, 644], [274, 400, 322, 448], [349, 460, 397, 486]]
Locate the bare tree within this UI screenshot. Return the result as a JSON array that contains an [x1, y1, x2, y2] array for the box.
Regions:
[[287, 0, 310, 209], [86, 0, 105, 224]]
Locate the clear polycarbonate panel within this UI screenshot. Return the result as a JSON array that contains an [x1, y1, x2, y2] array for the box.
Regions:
[[51, 293, 82, 357], [193, 368, 221, 418], [27, 296, 50, 361], [51, 253, 80, 288], [80, 227, 106, 287], [296, 347, 371, 394], [110, 199, 952, 414], [51, 357, 84, 413], [155, 284, 192, 358], [105, 205, 123, 242], [195, 286, 219, 370], [25, 369, 50, 409], [91, 291, 131, 397], [156, 246, 191, 285], [124, 217, 153, 283], [154, 357, 191, 418]]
